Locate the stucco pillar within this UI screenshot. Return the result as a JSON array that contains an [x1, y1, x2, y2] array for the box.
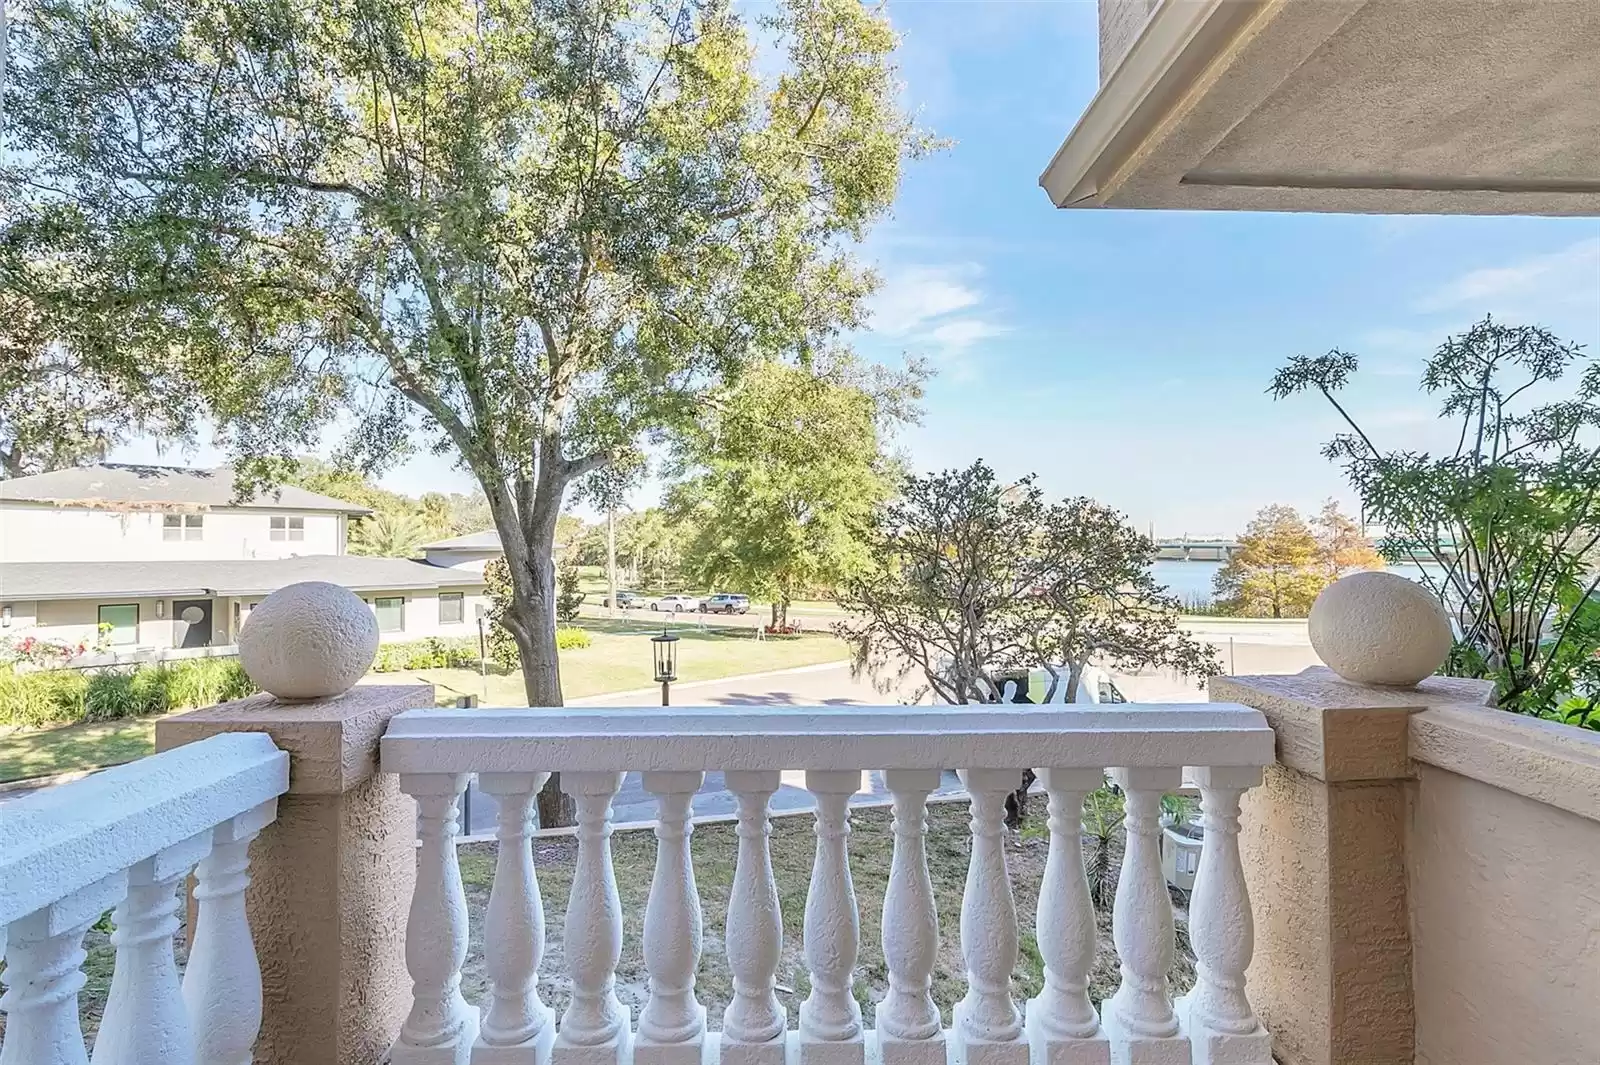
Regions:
[[157, 684, 434, 1065], [1208, 667, 1488, 1065]]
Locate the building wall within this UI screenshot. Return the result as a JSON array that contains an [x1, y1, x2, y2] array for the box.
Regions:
[[10, 586, 489, 651], [1099, 0, 1159, 82], [0, 502, 345, 562], [1407, 712, 1600, 1065]]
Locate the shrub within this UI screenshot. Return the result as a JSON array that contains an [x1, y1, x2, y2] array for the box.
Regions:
[[369, 637, 482, 673], [0, 666, 87, 728], [0, 658, 256, 729], [556, 627, 592, 650], [85, 670, 142, 722]]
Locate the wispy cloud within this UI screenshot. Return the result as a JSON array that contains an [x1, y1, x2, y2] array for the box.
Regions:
[[869, 264, 984, 335], [867, 263, 1008, 380], [1415, 237, 1600, 313]]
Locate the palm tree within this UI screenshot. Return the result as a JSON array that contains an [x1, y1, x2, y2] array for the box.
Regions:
[[353, 511, 430, 558]]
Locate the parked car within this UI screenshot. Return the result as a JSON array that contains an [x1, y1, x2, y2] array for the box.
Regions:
[[651, 594, 700, 612], [701, 593, 751, 615], [602, 591, 643, 609]]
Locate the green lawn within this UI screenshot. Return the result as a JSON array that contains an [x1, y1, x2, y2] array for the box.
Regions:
[[0, 621, 845, 782], [384, 619, 846, 704]]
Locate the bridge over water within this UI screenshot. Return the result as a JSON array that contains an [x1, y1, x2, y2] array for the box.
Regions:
[[1155, 537, 1240, 561]]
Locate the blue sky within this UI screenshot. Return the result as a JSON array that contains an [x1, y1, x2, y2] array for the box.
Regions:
[[114, 0, 1600, 534]]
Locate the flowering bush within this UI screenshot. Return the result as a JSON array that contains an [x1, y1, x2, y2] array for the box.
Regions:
[[1, 635, 91, 669]]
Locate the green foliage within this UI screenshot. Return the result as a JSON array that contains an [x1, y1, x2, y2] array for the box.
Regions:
[[1213, 501, 1382, 617], [671, 356, 918, 627], [556, 558, 587, 624], [0, 659, 255, 729], [6, 0, 928, 721], [370, 638, 483, 674], [837, 461, 1220, 704], [1273, 317, 1600, 720], [482, 558, 522, 671], [556, 627, 593, 651], [287, 459, 491, 557], [1213, 505, 1326, 618], [1082, 786, 1125, 911]]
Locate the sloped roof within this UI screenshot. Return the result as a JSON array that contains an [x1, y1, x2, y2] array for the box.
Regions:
[[0, 555, 483, 602], [421, 529, 502, 551], [0, 464, 371, 515]]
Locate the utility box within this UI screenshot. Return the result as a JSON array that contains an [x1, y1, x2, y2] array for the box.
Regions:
[[1162, 822, 1204, 891]]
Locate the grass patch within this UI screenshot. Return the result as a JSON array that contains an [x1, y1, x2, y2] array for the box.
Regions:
[[0, 714, 166, 782], [458, 801, 1193, 1024], [388, 622, 846, 705]]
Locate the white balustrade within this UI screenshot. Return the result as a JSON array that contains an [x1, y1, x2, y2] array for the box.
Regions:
[[394, 772, 478, 1065], [1027, 768, 1111, 1065], [1103, 767, 1189, 1064], [474, 771, 556, 1064], [798, 770, 864, 1065], [637, 771, 707, 1065], [876, 769, 943, 1065], [0, 733, 288, 1065], [555, 771, 630, 1065], [1175, 767, 1272, 1065], [379, 703, 1276, 1065], [720, 770, 787, 1065]]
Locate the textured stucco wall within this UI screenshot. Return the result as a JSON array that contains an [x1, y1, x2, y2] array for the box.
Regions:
[[1409, 763, 1600, 1065], [159, 685, 428, 1065], [1098, 0, 1159, 82]]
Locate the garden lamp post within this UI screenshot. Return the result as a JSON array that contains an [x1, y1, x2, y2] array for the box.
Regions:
[[652, 630, 679, 706]]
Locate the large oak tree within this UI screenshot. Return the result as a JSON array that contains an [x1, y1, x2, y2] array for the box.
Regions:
[[6, 0, 926, 709]]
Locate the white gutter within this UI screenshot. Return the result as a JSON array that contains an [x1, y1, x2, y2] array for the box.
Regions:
[[1039, 0, 1247, 207]]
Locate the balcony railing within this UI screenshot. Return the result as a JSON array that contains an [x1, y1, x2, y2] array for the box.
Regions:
[[380, 703, 1276, 1065], [0, 732, 289, 1065]]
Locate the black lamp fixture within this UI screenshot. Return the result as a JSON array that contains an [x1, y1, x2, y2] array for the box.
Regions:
[[652, 629, 680, 706]]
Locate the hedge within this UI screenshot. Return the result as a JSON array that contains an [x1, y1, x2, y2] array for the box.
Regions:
[[370, 637, 485, 673], [0, 658, 257, 730]]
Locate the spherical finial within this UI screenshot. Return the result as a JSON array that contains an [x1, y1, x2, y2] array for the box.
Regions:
[[1309, 571, 1453, 687], [238, 581, 379, 701]]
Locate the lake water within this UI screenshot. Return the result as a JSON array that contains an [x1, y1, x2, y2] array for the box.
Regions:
[[1154, 559, 1437, 606]]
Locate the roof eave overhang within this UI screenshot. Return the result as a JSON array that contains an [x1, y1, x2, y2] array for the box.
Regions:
[[1040, 0, 1257, 208]]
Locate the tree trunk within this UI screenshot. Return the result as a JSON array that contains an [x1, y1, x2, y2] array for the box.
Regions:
[[770, 601, 780, 629], [607, 510, 619, 617], [1005, 768, 1036, 829]]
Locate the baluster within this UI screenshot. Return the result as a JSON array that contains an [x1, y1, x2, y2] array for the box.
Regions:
[[636, 771, 706, 1065], [1025, 769, 1110, 1065], [799, 770, 864, 1065], [876, 769, 944, 1065], [953, 769, 1028, 1065], [1175, 768, 1270, 1065], [1103, 768, 1189, 1065], [554, 771, 629, 1065], [473, 772, 556, 1064], [93, 833, 212, 1065], [183, 802, 275, 1065], [720, 770, 787, 1065], [0, 873, 127, 1065], [395, 773, 478, 1065]]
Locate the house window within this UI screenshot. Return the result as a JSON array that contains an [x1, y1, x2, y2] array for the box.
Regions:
[[98, 604, 140, 646], [164, 513, 203, 541], [270, 516, 306, 542], [373, 597, 405, 633], [439, 592, 465, 625]]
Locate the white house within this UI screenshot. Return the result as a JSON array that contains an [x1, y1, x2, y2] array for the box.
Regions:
[[0, 463, 490, 654]]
